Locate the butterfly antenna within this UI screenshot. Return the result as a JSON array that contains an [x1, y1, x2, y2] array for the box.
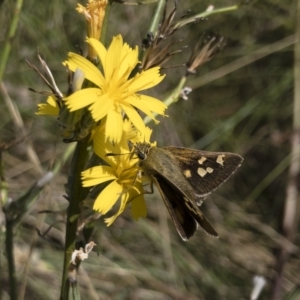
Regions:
[[105, 152, 130, 157]]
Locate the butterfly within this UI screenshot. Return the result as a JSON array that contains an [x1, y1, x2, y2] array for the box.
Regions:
[[134, 143, 243, 240]]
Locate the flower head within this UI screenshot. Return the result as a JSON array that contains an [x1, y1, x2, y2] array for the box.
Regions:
[[82, 120, 153, 225], [77, 0, 108, 60], [186, 35, 224, 75], [63, 35, 167, 144]]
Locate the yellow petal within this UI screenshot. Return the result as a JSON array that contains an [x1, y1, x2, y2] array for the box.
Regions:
[[36, 96, 59, 116], [86, 38, 107, 67], [143, 126, 154, 144], [64, 88, 99, 111], [120, 103, 147, 136], [92, 124, 115, 166], [63, 52, 105, 87], [93, 180, 123, 214], [92, 122, 131, 168], [126, 95, 154, 118], [137, 94, 167, 115], [82, 166, 116, 187], [104, 192, 129, 226], [105, 107, 124, 143], [127, 67, 165, 93], [118, 44, 139, 80], [88, 93, 113, 121], [126, 94, 166, 122], [105, 35, 123, 80], [131, 196, 147, 220], [93, 124, 110, 160]]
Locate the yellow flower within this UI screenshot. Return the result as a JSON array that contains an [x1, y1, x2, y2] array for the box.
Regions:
[[63, 35, 167, 144], [82, 121, 149, 225], [36, 96, 59, 116], [76, 0, 108, 61]]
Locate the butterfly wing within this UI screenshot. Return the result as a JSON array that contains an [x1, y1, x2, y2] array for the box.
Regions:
[[164, 147, 243, 197], [152, 174, 219, 240]]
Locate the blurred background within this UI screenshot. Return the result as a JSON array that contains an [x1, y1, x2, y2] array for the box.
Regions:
[[0, 0, 299, 299]]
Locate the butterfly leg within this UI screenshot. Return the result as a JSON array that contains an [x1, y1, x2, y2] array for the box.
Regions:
[[118, 178, 154, 206], [141, 179, 155, 195]]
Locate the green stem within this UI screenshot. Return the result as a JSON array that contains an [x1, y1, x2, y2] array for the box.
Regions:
[[147, 0, 165, 34], [60, 136, 90, 299], [138, 0, 165, 65], [162, 76, 187, 107], [0, 0, 24, 82], [173, 5, 239, 30]]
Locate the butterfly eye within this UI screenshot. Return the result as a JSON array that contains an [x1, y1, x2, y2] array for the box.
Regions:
[[137, 151, 147, 160]]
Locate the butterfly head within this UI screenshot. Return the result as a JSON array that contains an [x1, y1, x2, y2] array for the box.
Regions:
[[134, 142, 152, 161]]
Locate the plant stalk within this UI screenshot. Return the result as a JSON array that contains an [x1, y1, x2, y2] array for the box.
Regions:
[[60, 136, 90, 299], [270, 0, 300, 298], [5, 220, 17, 300]]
